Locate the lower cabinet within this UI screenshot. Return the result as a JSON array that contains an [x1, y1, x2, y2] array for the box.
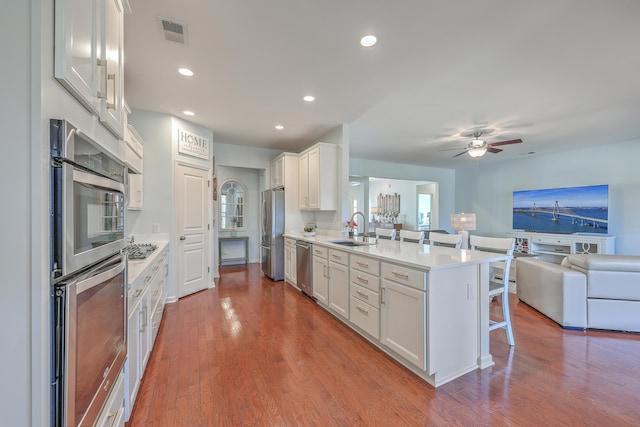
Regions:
[[328, 249, 349, 318], [96, 371, 125, 427], [312, 255, 329, 305], [125, 246, 169, 421], [380, 278, 426, 370], [284, 238, 297, 286]]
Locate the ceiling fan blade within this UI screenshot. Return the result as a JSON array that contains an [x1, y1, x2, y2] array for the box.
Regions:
[[487, 147, 503, 154], [452, 150, 469, 158], [439, 147, 468, 152], [488, 138, 523, 147]]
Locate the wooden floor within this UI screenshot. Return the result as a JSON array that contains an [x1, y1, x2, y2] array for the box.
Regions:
[[128, 263, 640, 426]]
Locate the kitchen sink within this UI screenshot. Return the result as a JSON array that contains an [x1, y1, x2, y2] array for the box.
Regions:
[[327, 240, 374, 247]]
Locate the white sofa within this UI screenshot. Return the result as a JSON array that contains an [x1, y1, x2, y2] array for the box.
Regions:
[[516, 254, 640, 332]]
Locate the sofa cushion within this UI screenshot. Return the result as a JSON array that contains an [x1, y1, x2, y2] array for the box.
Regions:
[[566, 254, 640, 273], [588, 299, 640, 332]]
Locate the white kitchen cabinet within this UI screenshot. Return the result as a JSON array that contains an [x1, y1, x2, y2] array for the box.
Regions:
[[284, 238, 297, 286], [128, 174, 143, 210], [270, 154, 285, 189], [508, 231, 615, 264], [123, 125, 144, 174], [95, 370, 125, 427], [55, 0, 126, 138], [312, 251, 329, 306], [380, 262, 427, 370], [298, 143, 337, 210], [328, 250, 349, 319], [125, 299, 141, 418]]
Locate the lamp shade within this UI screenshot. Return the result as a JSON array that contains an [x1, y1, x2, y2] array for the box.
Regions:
[[451, 213, 476, 231]]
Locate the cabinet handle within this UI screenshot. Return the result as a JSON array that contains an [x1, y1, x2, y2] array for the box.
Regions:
[[392, 271, 409, 279], [96, 58, 107, 98], [107, 73, 116, 110], [356, 290, 369, 299], [323, 265, 327, 278], [356, 275, 369, 284], [106, 411, 118, 427], [380, 287, 386, 305], [357, 261, 368, 267], [332, 254, 342, 260], [357, 305, 369, 315]]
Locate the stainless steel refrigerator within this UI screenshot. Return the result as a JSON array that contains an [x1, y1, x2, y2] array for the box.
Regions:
[[261, 188, 285, 281]]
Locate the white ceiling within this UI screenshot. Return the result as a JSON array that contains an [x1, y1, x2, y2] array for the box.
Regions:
[[124, 0, 640, 168]]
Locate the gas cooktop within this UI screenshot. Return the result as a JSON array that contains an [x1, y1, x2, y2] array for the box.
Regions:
[[125, 243, 158, 260]]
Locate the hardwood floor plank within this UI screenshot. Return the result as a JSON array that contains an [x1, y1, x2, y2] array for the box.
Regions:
[[128, 263, 640, 426]]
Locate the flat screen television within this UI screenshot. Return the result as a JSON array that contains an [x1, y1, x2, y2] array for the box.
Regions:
[[513, 184, 609, 234]]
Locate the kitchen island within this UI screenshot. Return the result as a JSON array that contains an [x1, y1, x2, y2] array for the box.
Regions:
[[283, 233, 509, 387]]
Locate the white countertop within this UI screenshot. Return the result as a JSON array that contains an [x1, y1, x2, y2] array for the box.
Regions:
[[283, 233, 508, 270], [127, 240, 169, 284]]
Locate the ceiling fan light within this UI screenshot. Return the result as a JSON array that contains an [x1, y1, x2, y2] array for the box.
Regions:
[[468, 147, 487, 157], [471, 139, 485, 147]]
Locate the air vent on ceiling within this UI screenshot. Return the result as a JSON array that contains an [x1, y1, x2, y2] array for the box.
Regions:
[[157, 16, 189, 46]]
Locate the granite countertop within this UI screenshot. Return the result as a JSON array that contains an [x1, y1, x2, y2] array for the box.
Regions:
[[283, 233, 508, 271], [127, 239, 169, 284]]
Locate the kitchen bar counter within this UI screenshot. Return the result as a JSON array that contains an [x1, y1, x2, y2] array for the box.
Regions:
[[284, 232, 509, 385]]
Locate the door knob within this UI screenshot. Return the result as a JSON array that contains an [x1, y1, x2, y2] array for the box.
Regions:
[[180, 235, 186, 241]]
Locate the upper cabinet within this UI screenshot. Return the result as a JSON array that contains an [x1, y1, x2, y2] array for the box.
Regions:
[[299, 143, 337, 211], [55, 0, 126, 139], [270, 154, 285, 189], [124, 124, 144, 211]]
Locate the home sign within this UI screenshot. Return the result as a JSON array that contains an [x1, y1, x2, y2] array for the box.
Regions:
[[178, 128, 210, 160]]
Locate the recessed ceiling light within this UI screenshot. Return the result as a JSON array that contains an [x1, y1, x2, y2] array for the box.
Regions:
[[303, 95, 315, 102], [178, 68, 194, 76], [360, 35, 377, 47], [275, 125, 284, 130], [183, 110, 195, 116]]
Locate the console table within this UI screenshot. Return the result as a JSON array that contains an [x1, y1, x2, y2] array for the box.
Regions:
[[508, 231, 615, 264], [219, 236, 249, 266]]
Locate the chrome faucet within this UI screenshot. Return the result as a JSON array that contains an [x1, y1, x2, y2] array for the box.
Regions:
[[350, 211, 368, 238]]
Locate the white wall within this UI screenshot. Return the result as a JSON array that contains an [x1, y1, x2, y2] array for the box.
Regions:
[[1, 2, 34, 424], [350, 158, 456, 231], [454, 139, 640, 255], [369, 178, 432, 231]]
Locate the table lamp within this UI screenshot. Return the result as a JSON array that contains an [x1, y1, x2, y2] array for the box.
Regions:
[[451, 213, 476, 249]]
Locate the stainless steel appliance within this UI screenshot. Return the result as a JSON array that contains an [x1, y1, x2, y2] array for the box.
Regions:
[[50, 119, 126, 277], [260, 188, 285, 281], [296, 240, 313, 297], [50, 119, 127, 427]]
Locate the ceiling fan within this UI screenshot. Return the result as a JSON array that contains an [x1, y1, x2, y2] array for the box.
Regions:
[[442, 132, 523, 158]]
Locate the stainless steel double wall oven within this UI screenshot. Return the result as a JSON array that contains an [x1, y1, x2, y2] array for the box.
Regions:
[[50, 119, 127, 427]]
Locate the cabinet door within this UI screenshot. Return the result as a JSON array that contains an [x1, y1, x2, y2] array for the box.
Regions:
[[125, 305, 140, 420], [312, 257, 328, 305], [298, 153, 309, 209], [54, 0, 100, 114], [127, 173, 143, 210], [307, 147, 320, 209], [99, 0, 125, 138], [291, 248, 297, 284], [139, 289, 151, 370], [380, 279, 426, 370], [329, 261, 349, 318]]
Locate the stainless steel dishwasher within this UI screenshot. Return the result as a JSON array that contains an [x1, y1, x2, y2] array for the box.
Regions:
[[296, 240, 313, 298]]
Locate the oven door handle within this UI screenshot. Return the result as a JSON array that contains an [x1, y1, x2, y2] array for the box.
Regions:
[[75, 256, 125, 295], [73, 168, 126, 194]]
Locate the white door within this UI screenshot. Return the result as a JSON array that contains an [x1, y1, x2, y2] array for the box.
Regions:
[[175, 162, 211, 298]]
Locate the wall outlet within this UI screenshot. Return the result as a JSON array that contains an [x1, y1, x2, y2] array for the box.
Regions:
[[152, 223, 160, 233]]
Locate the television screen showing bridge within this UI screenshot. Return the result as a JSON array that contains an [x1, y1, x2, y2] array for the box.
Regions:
[[513, 184, 608, 234]]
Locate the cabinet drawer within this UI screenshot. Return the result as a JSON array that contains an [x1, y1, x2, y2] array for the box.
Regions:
[[285, 238, 296, 248], [532, 236, 572, 245], [312, 245, 328, 258], [96, 371, 124, 427], [328, 249, 349, 265], [350, 268, 380, 292], [350, 254, 380, 275], [381, 262, 427, 290], [351, 283, 380, 308], [350, 296, 380, 339]]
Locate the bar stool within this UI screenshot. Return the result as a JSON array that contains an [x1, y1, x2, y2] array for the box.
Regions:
[[470, 235, 516, 346], [399, 230, 425, 244], [428, 232, 463, 249], [375, 228, 397, 241]]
